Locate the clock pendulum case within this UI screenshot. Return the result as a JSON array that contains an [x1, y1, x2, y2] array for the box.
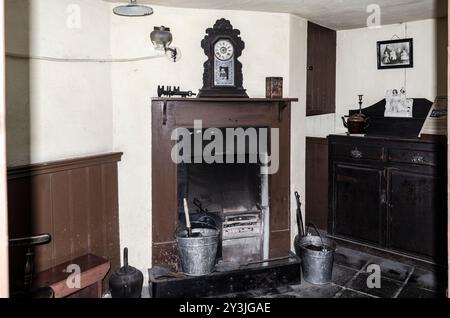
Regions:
[[198, 18, 249, 98]]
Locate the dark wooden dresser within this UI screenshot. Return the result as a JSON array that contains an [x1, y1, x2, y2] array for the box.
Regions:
[[328, 99, 447, 265]]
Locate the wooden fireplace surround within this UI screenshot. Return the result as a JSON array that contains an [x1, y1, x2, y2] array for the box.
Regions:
[[151, 97, 297, 269]]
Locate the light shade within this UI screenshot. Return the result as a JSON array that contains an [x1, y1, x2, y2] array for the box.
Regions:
[[150, 26, 173, 50], [113, 0, 153, 17]]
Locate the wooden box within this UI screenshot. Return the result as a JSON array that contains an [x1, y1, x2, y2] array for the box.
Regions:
[[266, 77, 283, 98]]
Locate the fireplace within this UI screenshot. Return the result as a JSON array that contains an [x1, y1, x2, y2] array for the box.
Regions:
[[151, 98, 296, 270], [177, 128, 270, 266]]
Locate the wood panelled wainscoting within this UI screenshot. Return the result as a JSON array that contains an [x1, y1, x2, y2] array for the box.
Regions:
[[305, 137, 328, 230], [7, 152, 122, 294]]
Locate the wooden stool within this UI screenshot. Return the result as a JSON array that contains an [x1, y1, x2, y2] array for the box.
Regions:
[[33, 254, 110, 298]]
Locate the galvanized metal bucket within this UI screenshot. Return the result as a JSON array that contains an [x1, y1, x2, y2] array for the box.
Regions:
[[298, 234, 336, 285], [176, 227, 219, 276]]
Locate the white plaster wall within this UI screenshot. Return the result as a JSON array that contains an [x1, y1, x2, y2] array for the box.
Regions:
[[7, 0, 444, 283], [306, 18, 447, 137], [288, 15, 307, 247], [5, 0, 309, 278], [306, 113, 335, 137], [110, 4, 307, 275], [335, 18, 447, 133], [5, 0, 113, 166]]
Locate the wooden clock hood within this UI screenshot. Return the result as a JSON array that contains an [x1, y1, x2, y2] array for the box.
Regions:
[[198, 18, 248, 98]]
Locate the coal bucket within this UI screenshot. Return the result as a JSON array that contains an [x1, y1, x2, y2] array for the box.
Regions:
[[296, 233, 336, 285], [176, 225, 219, 276]]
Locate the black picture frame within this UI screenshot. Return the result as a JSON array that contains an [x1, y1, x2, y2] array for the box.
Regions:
[[377, 38, 413, 69]]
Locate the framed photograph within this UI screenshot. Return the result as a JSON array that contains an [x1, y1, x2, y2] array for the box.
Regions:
[[377, 38, 413, 69]]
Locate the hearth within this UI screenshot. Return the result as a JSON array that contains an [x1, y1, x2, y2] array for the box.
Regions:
[[151, 98, 296, 273], [148, 253, 301, 298]]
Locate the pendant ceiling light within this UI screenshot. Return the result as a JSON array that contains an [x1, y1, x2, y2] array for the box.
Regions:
[[113, 0, 153, 17]]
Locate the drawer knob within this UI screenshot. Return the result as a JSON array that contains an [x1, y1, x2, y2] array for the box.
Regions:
[[411, 155, 425, 164], [350, 148, 363, 159]]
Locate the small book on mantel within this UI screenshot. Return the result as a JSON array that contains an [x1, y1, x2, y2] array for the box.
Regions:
[[419, 96, 447, 137]]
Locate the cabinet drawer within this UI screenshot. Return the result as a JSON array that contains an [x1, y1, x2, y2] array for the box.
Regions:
[[388, 149, 440, 166], [332, 143, 383, 161]]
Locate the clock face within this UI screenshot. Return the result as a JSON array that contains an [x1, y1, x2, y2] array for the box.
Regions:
[[214, 40, 234, 61], [214, 39, 235, 87]]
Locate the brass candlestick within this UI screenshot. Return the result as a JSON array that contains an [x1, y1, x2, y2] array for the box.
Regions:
[[358, 94, 363, 114]]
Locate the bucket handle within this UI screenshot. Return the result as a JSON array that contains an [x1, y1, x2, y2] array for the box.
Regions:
[[174, 221, 218, 238], [306, 222, 326, 248]]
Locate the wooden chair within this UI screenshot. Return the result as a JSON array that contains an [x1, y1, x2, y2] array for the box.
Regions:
[[10, 234, 110, 298], [9, 233, 54, 298]]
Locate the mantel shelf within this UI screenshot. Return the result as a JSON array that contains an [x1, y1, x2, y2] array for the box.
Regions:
[[151, 97, 298, 103]]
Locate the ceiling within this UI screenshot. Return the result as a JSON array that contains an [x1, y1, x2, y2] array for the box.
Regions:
[[106, 0, 447, 30]]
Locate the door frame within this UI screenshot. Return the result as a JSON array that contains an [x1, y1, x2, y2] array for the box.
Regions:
[[0, 0, 9, 298]]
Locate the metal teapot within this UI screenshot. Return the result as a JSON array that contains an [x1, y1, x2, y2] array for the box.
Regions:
[[341, 113, 370, 134], [109, 247, 143, 298]]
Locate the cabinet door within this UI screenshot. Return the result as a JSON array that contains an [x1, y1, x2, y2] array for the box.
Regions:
[[306, 22, 336, 116], [332, 163, 385, 245], [388, 169, 447, 261]]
